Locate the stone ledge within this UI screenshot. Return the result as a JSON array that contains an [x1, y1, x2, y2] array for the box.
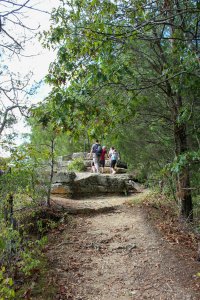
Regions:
[[51, 172, 139, 198]]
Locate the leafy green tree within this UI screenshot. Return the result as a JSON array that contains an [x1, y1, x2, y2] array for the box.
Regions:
[[27, 110, 91, 205], [24, 120, 58, 207]]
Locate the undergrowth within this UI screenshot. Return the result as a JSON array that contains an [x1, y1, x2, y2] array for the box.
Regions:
[[19, 208, 73, 299], [0, 206, 69, 299], [16, 256, 57, 300]]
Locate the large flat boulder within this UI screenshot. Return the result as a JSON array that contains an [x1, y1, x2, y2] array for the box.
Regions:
[[51, 172, 138, 198]]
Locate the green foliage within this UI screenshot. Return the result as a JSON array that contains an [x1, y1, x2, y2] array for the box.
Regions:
[[28, 118, 89, 156], [19, 252, 41, 276], [166, 150, 200, 174], [0, 163, 44, 213], [0, 267, 15, 300], [67, 158, 86, 172], [36, 218, 57, 234], [0, 157, 10, 171], [0, 216, 49, 297], [0, 220, 47, 269], [0, 225, 21, 263]]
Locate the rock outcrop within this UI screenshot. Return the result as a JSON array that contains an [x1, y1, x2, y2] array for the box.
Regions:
[[52, 171, 140, 198]]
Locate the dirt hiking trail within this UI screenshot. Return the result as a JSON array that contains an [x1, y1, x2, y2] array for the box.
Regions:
[[41, 193, 200, 300]]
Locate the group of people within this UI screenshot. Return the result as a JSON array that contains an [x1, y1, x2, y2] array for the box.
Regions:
[[90, 140, 120, 174]]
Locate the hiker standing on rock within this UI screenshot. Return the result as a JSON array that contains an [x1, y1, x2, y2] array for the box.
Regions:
[[110, 149, 120, 174], [109, 147, 115, 173], [90, 140, 102, 173], [100, 146, 107, 174]]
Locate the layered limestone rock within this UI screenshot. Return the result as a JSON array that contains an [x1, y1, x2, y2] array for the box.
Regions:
[[51, 171, 139, 198]]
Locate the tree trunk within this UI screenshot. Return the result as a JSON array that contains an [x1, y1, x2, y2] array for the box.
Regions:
[[177, 167, 193, 221], [47, 138, 55, 207], [173, 95, 193, 221]]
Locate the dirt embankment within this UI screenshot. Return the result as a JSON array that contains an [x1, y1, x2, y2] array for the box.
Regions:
[[34, 194, 200, 300]]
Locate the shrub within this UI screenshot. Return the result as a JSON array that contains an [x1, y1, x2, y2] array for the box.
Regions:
[[67, 158, 86, 172]]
